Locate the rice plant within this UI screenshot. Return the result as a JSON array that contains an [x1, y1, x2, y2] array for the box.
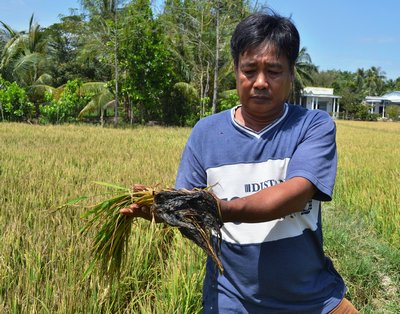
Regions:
[[60, 180, 223, 285]]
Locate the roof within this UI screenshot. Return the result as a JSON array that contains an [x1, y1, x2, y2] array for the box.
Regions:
[[382, 91, 400, 103], [303, 87, 334, 95], [301, 86, 341, 99], [365, 91, 400, 104]]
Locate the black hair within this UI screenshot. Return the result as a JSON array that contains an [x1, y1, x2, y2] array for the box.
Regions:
[[230, 11, 300, 69]]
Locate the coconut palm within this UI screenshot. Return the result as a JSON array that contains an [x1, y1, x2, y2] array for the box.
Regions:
[[77, 82, 114, 125], [291, 47, 318, 103], [0, 15, 54, 87], [364, 66, 386, 96], [79, 0, 122, 126]]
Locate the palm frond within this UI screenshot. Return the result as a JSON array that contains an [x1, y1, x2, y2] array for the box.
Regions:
[[0, 20, 17, 38], [35, 73, 53, 85], [78, 89, 114, 117], [78, 82, 109, 95], [29, 84, 64, 100]]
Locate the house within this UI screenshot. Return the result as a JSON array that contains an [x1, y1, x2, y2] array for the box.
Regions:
[[364, 91, 400, 118], [299, 87, 341, 118]]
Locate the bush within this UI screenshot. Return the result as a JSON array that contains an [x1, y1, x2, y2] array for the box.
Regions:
[[218, 90, 239, 111], [203, 90, 239, 118], [39, 80, 92, 124], [353, 104, 379, 121], [386, 105, 400, 121], [0, 76, 34, 122]]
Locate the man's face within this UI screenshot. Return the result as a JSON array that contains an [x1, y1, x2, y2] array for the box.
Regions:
[[235, 44, 293, 118]]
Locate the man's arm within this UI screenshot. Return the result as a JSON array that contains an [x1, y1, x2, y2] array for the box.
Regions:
[[220, 177, 316, 223]]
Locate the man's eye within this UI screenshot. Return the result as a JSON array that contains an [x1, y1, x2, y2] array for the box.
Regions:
[[243, 69, 255, 76], [268, 70, 281, 76]]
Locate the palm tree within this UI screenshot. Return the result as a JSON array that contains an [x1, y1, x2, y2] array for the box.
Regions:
[[291, 47, 318, 104], [364, 66, 386, 96], [0, 15, 54, 87], [77, 82, 115, 125], [79, 0, 121, 126]]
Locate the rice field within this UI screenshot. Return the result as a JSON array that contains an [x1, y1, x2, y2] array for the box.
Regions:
[[0, 121, 399, 313], [334, 120, 400, 245]]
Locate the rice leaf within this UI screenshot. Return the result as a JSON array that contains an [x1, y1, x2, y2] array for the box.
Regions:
[[93, 181, 130, 191], [66, 196, 89, 205]]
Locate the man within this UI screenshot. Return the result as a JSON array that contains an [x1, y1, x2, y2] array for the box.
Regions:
[[122, 11, 358, 313]]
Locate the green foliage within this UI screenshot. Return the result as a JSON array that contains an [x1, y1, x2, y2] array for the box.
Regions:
[[159, 0, 250, 123], [44, 15, 110, 86], [166, 82, 200, 126], [203, 90, 239, 117], [119, 0, 177, 123], [384, 77, 400, 93], [39, 79, 92, 124], [0, 15, 54, 87], [2, 1, 399, 125], [0, 76, 34, 121], [314, 67, 393, 120], [386, 105, 400, 121], [218, 89, 239, 111], [291, 47, 318, 103], [353, 104, 379, 121], [323, 205, 400, 311]]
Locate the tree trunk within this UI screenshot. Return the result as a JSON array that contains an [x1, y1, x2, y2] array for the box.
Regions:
[[0, 101, 4, 121], [113, 1, 119, 127], [100, 106, 104, 127]]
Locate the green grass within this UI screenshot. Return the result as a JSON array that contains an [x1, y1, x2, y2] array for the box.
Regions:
[[0, 121, 399, 313], [323, 205, 400, 313]]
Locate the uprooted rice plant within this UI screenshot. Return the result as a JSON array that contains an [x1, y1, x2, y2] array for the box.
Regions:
[[62, 182, 224, 282], [0, 122, 399, 313]]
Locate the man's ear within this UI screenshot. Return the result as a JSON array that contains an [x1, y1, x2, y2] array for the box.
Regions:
[[290, 66, 295, 79]]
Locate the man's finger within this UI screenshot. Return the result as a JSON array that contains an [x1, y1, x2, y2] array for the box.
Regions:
[[132, 184, 147, 191], [120, 203, 140, 215]]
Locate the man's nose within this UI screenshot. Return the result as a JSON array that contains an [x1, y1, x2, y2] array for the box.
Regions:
[[254, 71, 268, 89]]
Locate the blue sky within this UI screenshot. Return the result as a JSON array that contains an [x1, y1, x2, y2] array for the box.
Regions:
[[1, 0, 399, 80]]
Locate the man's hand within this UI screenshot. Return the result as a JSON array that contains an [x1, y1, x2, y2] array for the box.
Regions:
[[120, 203, 151, 218], [119, 183, 162, 222]]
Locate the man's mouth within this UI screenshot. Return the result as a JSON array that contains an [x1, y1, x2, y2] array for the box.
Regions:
[[251, 95, 270, 100]]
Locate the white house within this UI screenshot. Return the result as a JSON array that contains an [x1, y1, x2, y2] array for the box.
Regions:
[[364, 91, 400, 118], [299, 87, 341, 118]]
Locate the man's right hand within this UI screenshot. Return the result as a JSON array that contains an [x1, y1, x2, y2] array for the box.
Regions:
[[120, 183, 162, 222]]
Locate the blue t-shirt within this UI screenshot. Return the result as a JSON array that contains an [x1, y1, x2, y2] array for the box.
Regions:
[[175, 104, 346, 313]]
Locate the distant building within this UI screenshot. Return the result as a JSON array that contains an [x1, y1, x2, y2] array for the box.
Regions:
[[364, 91, 400, 118], [299, 87, 341, 118]]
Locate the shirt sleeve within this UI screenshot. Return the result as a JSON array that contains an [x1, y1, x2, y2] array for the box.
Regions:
[[175, 130, 207, 190], [286, 111, 337, 201]]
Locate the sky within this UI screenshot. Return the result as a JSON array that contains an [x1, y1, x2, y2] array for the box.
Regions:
[[1, 0, 399, 80]]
